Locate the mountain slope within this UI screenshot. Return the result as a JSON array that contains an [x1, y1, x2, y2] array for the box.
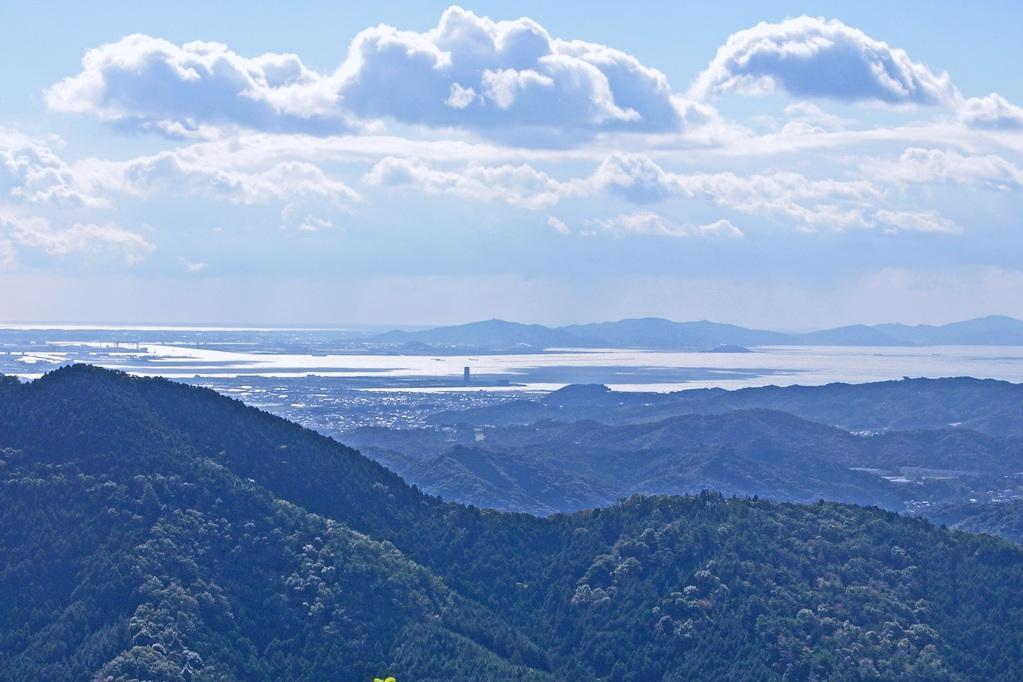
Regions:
[[0, 367, 549, 681], [3, 366, 1023, 680], [348, 409, 1023, 516], [429, 376, 1023, 436]]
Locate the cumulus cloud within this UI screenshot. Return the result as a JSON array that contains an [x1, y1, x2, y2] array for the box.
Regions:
[[113, 151, 360, 231], [959, 93, 1023, 131], [863, 148, 1023, 189], [119, 151, 359, 206], [0, 130, 103, 207], [0, 212, 154, 266], [364, 156, 585, 208], [46, 7, 691, 143], [593, 211, 743, 239], [589, 153, 880, 230], [590, 153, 678, 203], [336, 6, 685, 141], [46, 35, 349, 137], [690, 16, 955, 106]]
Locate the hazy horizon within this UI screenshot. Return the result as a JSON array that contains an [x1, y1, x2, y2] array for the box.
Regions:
[[1, 312, 1021, 335]]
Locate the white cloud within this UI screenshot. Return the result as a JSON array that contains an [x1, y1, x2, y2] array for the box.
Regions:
[[446, 83, 478, 109], [593, 211, 743, 239], [875, 209, 960, 234], [46, 7, 690, 143], [690, 16, 955, 105], [364, 152, 874, 232], [112, 152, 360, 232], [547, 216, 570, 234], [46, 35, 349, 137], [362, 151, 978, 234], [336, 6, 684, 142], [182, 259, 208, 273], [0, 212, 154, 265], [591, 153, 880, 230], [0, 133, 154, 267], [694, 218, 745, 238], [863, 147, 1023, 189], [119, 151, 359, 206], [782, 101, 845, 131], [590, 153, 678, 203], [290, 213, 335, 233], [959, 93, 1023, 131], [0, 130, 103, 207], [364, 156, 584, 208]]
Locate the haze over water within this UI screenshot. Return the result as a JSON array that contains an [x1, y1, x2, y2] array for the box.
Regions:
[[4, 328, 1023, 392]]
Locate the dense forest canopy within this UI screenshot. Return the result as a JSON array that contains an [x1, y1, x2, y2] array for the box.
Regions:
[[2, 365, 1023, 680]]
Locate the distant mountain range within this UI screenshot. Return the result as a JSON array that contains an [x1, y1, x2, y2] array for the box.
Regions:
[[374, 315, 1023, 350], [347, 409, 1023, 516], [347, 377, 1023, 518], [333, 376, 1023, 529]]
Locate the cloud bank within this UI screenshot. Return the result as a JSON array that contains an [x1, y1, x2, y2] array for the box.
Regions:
[[362, 149, 981, 235], [43, 8, 1023, 150]]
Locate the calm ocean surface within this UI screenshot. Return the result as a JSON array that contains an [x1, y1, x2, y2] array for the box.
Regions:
[[4, 331, 1023, 392]]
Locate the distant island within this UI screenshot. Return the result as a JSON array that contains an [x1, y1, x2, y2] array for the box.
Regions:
[[372, 315, 1023, 352], [700, 344, 753, 353]]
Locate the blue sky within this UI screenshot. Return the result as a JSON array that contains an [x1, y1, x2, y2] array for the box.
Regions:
[[1, 2, 1022, 328]]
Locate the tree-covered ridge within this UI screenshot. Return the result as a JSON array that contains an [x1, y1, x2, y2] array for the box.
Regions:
[[345, 410, 1022, 516], [427, 376, 1023, 437], [927, 500, 1023, 544], [2, 365, 1023, 680], [546, 495, 1023, 679], [0, 431, 547, 680]]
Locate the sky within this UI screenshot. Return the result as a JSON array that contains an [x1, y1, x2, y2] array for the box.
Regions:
[[1, 1, 1022, 329]]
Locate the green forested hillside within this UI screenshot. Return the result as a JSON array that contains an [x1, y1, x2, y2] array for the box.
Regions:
[[427, 377, 1023, 436], [346, 411, 1022, 516], [928, 500, 1023, 544], [3, 366, 1023, 680]]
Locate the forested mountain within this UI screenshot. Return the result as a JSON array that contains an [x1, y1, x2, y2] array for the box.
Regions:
[[346, 410, 1023, 516], [372, 315, 1023, 350], [928, 500, 1023, 544], [427, 377, 1023, 436], [4, 366, 1023, 680]]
